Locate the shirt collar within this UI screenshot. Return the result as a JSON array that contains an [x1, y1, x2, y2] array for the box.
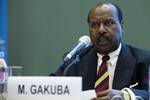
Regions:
[[97, 43, 122, 66]]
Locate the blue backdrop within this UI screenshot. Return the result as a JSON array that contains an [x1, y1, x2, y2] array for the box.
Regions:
[[0, 0, 7, 60]]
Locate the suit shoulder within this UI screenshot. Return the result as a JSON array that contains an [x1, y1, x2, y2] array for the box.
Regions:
[[126, 44, 150, 61], [127, 44, 150, 55], [78, 45, 94, 57]]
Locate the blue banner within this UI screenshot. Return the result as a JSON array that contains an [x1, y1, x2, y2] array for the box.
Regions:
[[0, 0, 7, 60]]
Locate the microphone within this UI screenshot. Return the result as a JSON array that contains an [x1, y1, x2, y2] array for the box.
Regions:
[[63, 35, 91, 62], [50, 35, 91, 76]]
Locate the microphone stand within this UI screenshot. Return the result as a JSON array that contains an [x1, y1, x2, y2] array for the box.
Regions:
[[63, 55, 80, 76], [50, 54, 80, 76]]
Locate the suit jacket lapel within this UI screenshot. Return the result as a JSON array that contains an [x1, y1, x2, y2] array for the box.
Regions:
[[113, 44, 136, 89], [77, 47, 98, 90]]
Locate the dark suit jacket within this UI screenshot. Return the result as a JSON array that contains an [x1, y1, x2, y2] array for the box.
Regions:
[[54, 43, 150, 99]]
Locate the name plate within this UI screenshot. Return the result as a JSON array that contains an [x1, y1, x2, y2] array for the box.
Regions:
[[7, 76, 82, 100]]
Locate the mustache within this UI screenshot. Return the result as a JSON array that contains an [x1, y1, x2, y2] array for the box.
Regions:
[[97, 35, 110, 42]]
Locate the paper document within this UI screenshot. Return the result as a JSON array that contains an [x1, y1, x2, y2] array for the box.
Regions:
[[81, 89, 96, 100]]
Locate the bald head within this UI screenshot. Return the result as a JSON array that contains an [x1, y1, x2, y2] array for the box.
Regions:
[[87, 3, 123, 24]]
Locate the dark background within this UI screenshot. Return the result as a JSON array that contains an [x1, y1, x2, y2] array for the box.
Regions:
[[7, 0, 150, 75]]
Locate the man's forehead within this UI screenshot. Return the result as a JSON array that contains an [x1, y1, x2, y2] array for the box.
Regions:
[[95, 4, 117, 14], [90, 3, 118, 20], [100, 4, 112, 11]]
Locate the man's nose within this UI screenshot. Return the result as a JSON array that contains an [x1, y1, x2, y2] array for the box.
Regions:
[[98, 23, 106, 34]]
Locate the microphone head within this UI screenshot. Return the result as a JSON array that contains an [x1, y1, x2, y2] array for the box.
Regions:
[[79, 35, 91, 47]]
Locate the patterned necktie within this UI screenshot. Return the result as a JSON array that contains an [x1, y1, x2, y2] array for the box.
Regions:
[[95, 55, 110, 93]]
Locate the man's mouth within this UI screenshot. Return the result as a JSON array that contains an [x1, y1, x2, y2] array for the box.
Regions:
[[97, 36, 109, 45]]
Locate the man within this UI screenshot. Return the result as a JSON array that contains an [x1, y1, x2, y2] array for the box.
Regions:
[[53, 2, 150, 100]]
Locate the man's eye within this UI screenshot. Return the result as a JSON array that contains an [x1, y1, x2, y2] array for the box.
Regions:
[[90, 23, 99, 28], [104, 20, 114, 26]]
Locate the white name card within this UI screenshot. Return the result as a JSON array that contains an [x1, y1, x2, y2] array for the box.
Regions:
[[7, 76, 82, 100]]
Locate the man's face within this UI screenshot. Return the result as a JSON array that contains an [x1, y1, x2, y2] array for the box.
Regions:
[[88, 4, 123, 54]]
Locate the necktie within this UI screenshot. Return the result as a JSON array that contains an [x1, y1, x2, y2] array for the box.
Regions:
[[95, 55, 110, 93]]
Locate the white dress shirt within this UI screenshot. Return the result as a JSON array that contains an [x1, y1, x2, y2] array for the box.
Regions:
[[97, 43, 122, 89]]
